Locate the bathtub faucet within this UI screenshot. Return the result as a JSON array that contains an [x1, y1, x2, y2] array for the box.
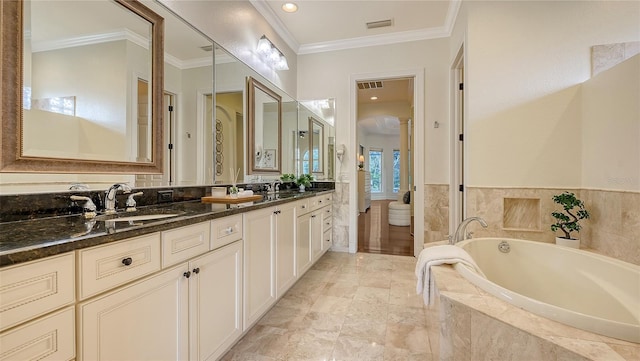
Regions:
[[450, 216, 488, 244]]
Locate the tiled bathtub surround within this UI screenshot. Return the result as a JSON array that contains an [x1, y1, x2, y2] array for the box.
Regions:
[[431, 263, 639, 361], [465, 187, 639, 265]]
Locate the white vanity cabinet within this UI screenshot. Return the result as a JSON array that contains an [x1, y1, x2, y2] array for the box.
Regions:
[[0, 253, 76, 361], [189, 240, 242, 361], [310, 209, 324, 262], [275, 201, 297, 298], [77, 264, 190, 361], [78, 219, 244, 361], [298, 194, 334, 269]]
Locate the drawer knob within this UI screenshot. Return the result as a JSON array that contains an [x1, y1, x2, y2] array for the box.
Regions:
[[192, 267, 200, 274], [122, 257, 133, 266], [226, 227, 234, 234], [183, 271, 191, 279]]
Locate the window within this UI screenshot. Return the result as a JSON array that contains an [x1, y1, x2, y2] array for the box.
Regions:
[[393, 149, 400, 193], [369, 149, 382, 193]]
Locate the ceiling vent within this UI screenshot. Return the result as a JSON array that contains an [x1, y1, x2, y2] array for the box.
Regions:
[[357, 81, 384, 90], [366, 19, 393, 29]]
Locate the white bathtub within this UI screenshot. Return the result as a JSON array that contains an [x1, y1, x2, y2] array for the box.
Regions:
[[454, 238, 640, 343]]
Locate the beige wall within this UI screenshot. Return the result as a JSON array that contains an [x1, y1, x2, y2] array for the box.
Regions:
[[582, 55, 640, 192], [463, 0, 639, 188]]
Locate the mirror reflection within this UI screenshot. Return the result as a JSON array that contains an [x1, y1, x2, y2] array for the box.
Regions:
[[248, 77, 282, 174], [310, 117, 324, 174], [22, 0, 154, 163]]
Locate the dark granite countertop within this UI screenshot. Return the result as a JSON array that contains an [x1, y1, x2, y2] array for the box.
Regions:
[[0, 190, 333, 267]]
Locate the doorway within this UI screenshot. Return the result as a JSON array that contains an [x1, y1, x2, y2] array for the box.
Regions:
[[349, 69, 425, 257], [450, 46, 465, 233]]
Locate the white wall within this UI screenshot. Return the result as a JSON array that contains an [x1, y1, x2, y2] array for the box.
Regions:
[[462, 0, 640, 188], [297, 38, 451, 184], [581, 55, 640, 192]]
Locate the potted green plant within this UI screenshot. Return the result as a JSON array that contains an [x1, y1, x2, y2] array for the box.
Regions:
[[550, 191, 590, 248], [296, 174, 314, 192], [280, 173, 296, 190]]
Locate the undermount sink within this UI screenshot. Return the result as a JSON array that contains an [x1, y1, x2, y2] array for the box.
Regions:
[[95, 213, 181, 222]]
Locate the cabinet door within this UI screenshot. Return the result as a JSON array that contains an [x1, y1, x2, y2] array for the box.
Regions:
[[296, 212, 312, 275], [243, 208, 276, 330], [276, 202, 297, 298], [78, 265, 189, 361], [311, 210, 323, 262], [189, 241, 242, 361]]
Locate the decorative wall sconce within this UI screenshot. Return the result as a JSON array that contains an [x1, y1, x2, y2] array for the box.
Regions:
[[257, 35, 289, 70], [358, 154, 365, 170]]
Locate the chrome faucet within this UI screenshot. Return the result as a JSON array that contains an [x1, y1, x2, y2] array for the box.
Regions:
[[450, 216, 488, 244], [267, 180, 282, 194], [104, 183, 132, 214]]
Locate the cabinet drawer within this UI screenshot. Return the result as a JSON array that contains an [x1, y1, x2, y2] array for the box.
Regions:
[[320, 193, 333, 205], [211, 214, 243, 250], [0, 253, 74, 332], [0, 306, 75, 361], [296, 199, 310, 216], [78, 233, 161, 300], [323, 229, 333, 251], [162, 222, 210, 267], [323, 215, 333, 232]]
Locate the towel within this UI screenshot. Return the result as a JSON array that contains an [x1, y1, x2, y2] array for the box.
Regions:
[[415, 245, 486, 305]]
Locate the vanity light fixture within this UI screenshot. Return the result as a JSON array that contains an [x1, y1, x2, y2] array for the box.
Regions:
[[370, 96, 378, 100], [282, 2, 298, 13], [257, 35, 289, 70]]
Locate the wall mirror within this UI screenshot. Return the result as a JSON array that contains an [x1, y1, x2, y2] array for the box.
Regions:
[[310, 117, 324, 174], [247, 77, 281, 174], [1, 0, 164, 174]]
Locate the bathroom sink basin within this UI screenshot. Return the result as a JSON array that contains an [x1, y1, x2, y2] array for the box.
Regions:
[[95, 213, 182, 222]]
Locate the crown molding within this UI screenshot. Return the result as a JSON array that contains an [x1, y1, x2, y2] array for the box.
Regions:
[[298, 26, 451, 55], [31, 28, 148, 53]]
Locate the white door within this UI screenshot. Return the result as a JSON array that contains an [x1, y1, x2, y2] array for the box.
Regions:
[[310, 210, 323, 262], [78, 265, 189, 361], [189, 241, 243, 361]]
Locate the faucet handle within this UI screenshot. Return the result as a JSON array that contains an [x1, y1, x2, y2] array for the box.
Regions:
[[466, 231, 474, 240], [71, 195, 97, 219], [126, 192, 143, 212]]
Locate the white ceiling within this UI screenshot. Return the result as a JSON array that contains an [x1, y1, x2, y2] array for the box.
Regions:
[[252, 0, 459, 54]]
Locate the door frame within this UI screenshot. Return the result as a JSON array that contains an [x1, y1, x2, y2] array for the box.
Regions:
[[349, 69, 425, 256], [449, 44, 466, 235]]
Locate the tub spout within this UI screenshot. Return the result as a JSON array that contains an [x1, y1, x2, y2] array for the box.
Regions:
[[450, 217, 488, 244]]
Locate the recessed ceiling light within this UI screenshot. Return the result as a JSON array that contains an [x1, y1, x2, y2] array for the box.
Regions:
[[370, 96, 378, 100], [282, 2, 298, 12]]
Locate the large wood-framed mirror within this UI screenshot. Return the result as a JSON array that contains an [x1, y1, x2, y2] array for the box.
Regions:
[[309, 117, 324, 174], [0, 0, 164, 174], [247, 76, 281, 174]]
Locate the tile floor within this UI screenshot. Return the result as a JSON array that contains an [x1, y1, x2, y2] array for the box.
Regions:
[[221, 251, 433, 361]]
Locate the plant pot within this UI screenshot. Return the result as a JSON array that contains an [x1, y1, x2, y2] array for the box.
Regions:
[[299, 185, 305, 192], [555, 237, 580, 249]]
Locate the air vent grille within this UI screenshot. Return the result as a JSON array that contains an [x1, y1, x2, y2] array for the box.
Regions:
[[366, 19, 393, 29], [357, 81, 384, 90]]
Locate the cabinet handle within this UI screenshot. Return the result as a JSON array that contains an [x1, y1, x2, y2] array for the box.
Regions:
[[302, 205, 306, 209], [192, 267, 200, 274], [122, 257, 133, 266], [311, 215, 316, 218], [183, 271, 191, 279], [225, 227, 234, 234]]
